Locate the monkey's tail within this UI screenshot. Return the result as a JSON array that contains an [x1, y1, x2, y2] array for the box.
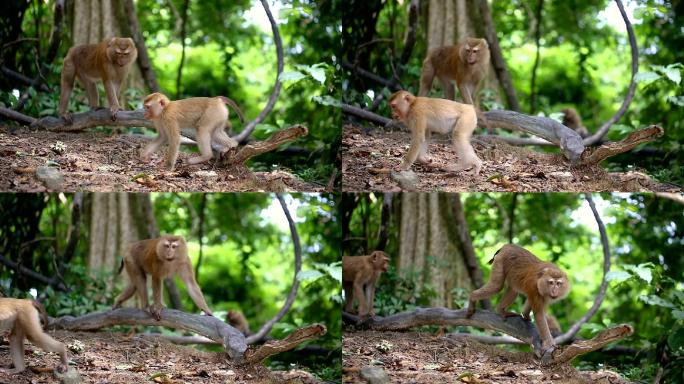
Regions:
[[218, 96, 245, 124], [488, 246, 504, 264], [32, 300, 49, 327]]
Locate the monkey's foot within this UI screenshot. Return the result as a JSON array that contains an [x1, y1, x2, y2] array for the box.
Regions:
[[109, 106, 122, 121], [147, 305, 164, 320], [500, 311, 523, 318], [61, 113, 73, 125]]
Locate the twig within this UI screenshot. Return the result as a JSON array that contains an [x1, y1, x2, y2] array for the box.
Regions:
[[245, 194, 303, 344]]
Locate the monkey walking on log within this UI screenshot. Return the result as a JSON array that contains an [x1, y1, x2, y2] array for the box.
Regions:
[[59, 37, 138, 123], [419, 37, 490, 107], [466, 244, 570, 352], [0, 298, 69, 373], [389, 90, 483, 174], [342, 251, 391, 319], [112, 235, 214, 320], [141, 93, 245, 171]]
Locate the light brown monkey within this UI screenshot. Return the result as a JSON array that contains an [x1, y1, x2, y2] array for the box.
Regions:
[[226, 310, 252, 336], [389, 90, 482, 175], [141, 93, 245, 171], [419, 37, 490, 106], [562, 108, 590, 138], [0, 298, 68, 373], [112, 235, 213, 320], [342, 251, 390, 318], [466, 244, 570, 351], [59, 37, 138, 123]]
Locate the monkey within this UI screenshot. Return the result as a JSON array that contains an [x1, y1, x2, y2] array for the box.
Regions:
[[389, 90, 482, 175], [226, 310, 252, 336], [141, 93, 245, 171], [59, 37, 138, 123], [419, 37, 490, 107], [0, 298, 68, 373], [342, 251, 390, 319], [112, 235, 213, 320], [465, 244, 570, 352], [561, 108, 590, 138]]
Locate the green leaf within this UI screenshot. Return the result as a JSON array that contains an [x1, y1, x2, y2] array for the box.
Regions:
[[624, 264, 653, 283], [667, 327, 684, 352], [606, 270, 631, 283], [279, 71, 307, 82], [672, 310, 684, 320], [296, 269, 325, 282], [639, 294, 675, 308], [666, 96, 684, 107], [317, 262, 342, 283], [634, 71, 660, 84], [306, 66, 327, 84], [663, 65, 682, 84], [312, 95, 341, 107]]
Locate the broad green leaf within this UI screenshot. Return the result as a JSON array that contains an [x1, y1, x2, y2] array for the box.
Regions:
[[606, 270, 631, 283], [666, 96, 684, 107], [318, 263, 342, 283], [296, 269, 325, 282], [634, 71, 660, 84], [667, 327, 684, 351], [279, 71, 307, 82], [306, 66, 327, 84], [624, 264, 652, 283], [663, 66, 682, 84], [672, 310, 684, 320], [639, 294, 675, 308], [312, 95, 341, 107]]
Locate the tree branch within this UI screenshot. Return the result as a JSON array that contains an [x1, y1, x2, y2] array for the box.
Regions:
[[245, 194, 303, 344], [50, 308, 247, 360], [123, 0, 161, 92], [226, 125, 308, 165], [584, 0, 638, 145], [233, 0, 284, 143], [0, 254, 67, 291], [579, 125, 664, 165], [243, 324, 327, 364]]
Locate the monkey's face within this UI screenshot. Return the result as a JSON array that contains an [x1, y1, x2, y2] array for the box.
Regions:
[[371, 251, 391, 272], [389, 92, 410, 121], [465, 45, 481, 65], [159, 239, 181, 261], [538, 272, 569, 301], [143, 98, 164, 120], [108, 38, 135, 67]]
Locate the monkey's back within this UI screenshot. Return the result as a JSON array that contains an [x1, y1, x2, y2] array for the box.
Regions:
[[492, 244, 555, 295], [166, 97, 228, 127], [0, 298, 39, 332], [425, 46, 461, 76]]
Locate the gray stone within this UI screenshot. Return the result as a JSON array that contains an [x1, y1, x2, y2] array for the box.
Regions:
[[390, 170, 419, 190], [35, 166, 64, 190], [360, 366, 390, 384]]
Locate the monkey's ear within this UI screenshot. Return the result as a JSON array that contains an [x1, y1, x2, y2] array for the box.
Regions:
[[107, 37, 116, 47], [538, 267, 549, 277]]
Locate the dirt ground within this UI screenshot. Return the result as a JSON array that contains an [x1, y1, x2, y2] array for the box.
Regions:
[[342, 330, 629, 384], [0, 126, 322, 192], [0, 330, 320, 384], [341, 125, 681, 192]]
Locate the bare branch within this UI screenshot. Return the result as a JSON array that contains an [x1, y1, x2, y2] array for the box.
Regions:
[[245, 194, 302, 344], [554, 194, 611, 344], [243, 324, 327, 364], [234, 0, 284, 143], [227, 125, 308, 165], [579, 125, 664, 165], [584, 0, 638, 145]]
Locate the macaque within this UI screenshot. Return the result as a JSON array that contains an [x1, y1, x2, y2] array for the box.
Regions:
[[419, 37, 490, 106], [562, 108, 590, 138], [0, 298, 68, 373], [141, 93, 245, 171], [342, 251, 390, 318], [112, 235, 213, 320], [226, 310, 252, 336], [466, 244, 570, 351], [389, 90, 482, 175], [59, 37, 138, 123]]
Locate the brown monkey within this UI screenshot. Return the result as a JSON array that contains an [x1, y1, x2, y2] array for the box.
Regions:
[[0, 298, 68, 373], [389, 90, 482, 175], [342, 251, 390, 318], [562, 108, 590, 138], [419, 37, 490, 106], [59, 37, 138, 123], [141, 93, 245, 171], [112, 235, 213, 320], [226, 310, 252, 336], [466, 244, 570, 351]]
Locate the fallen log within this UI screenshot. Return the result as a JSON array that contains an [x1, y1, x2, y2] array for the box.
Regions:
[[242, 324, 327, 365], [50, 308, 246, 360], [579, 125, 663, 165], [344, 308, 633, 365], [31, 109, 152, 131]]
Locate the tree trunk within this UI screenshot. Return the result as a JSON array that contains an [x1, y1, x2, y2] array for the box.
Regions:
[[398, 193, 470, 307]]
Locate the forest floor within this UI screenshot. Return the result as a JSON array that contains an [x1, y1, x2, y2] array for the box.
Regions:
[[341, 125, 681, 192], [0, 126, 322, 192], [343, 330, 629, 384], [0, 330, 320, 384]]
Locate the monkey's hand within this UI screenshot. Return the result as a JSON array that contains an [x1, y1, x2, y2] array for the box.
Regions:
[[109, 105, 122, 121], [148, 304, 164, 321], [61, 113, 73, 125], [465, 305, 475, 318]]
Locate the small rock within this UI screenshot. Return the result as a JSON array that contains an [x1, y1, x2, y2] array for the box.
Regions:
[[35, 166, 64, 190], [193, 170, 219, 178], [548, 171, 573, 179], [54, 367, 82, 384], [390, 170, 419, 190], [360, 366, 390, 384]]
